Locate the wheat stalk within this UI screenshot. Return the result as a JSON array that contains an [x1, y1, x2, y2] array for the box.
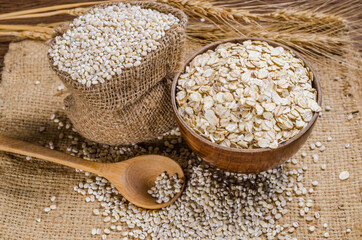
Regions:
[[186, 22, 355, 63], [0, 8, 88, 20], [0, 24, 53, 34], [0, 1, 105, 20], [0, 31, 52, 40], [264, 9, 350, 36], [0, 0, 257, 24], [268, 9, 344, 24], [0, 0, 354, 37], [0, 0, 358, 67], [158, 0, 259, 24]]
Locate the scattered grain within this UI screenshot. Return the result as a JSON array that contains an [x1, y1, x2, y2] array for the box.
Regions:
[[50, 204, 57, 210], [312, 154, 319, 163], [300, 209, 305, 216], [93, 209, 100, 215], [40, 113, 328, 239], [292, 222, 299, 228], [339, 171, 349, 180], [306, 200, 313, 207], [57, 85, 65, 91], [291, 158, 298, 165]]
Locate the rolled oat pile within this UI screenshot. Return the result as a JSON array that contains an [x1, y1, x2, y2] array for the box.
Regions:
[[177, 40, 321, 149]]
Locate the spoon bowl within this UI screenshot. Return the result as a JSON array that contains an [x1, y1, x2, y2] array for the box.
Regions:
[[0, 135, 185, 209], [103, 155, 185, 209]]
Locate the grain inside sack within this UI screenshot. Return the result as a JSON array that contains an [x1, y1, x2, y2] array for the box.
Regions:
[[48, 2, 187, 145]]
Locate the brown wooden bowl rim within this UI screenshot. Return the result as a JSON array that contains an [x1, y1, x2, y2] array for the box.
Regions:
[[171, 37, 322, 153]]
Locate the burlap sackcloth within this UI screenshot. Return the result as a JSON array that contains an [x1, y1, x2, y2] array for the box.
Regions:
[[49, 1, 188, 111], [0, 38, 361, 240], [48, 2, 187, 145], [64, 76, 176, 145]]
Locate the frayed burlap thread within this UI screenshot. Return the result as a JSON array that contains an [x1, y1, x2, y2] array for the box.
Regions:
[[48, 2, 187, 111]]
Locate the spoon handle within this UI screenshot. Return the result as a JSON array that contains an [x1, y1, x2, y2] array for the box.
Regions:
[[0, 134, 103, 175]]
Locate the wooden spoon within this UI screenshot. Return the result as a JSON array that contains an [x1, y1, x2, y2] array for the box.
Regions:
[[0, 135, 185, 209]]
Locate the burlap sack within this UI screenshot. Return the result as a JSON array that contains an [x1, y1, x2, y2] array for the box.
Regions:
[[64, 77, 176, 145], [0, 40, 361, 239], [48, 1, 187, 111]]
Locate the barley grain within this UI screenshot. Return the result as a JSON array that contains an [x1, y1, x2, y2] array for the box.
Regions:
[[49, 3, 179, 86]]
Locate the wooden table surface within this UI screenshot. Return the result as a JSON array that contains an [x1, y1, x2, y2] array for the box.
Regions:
[[0, 0, 360, 82]]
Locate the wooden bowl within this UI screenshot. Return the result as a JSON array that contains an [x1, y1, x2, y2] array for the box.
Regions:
[[171, 38, 322, 173]]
